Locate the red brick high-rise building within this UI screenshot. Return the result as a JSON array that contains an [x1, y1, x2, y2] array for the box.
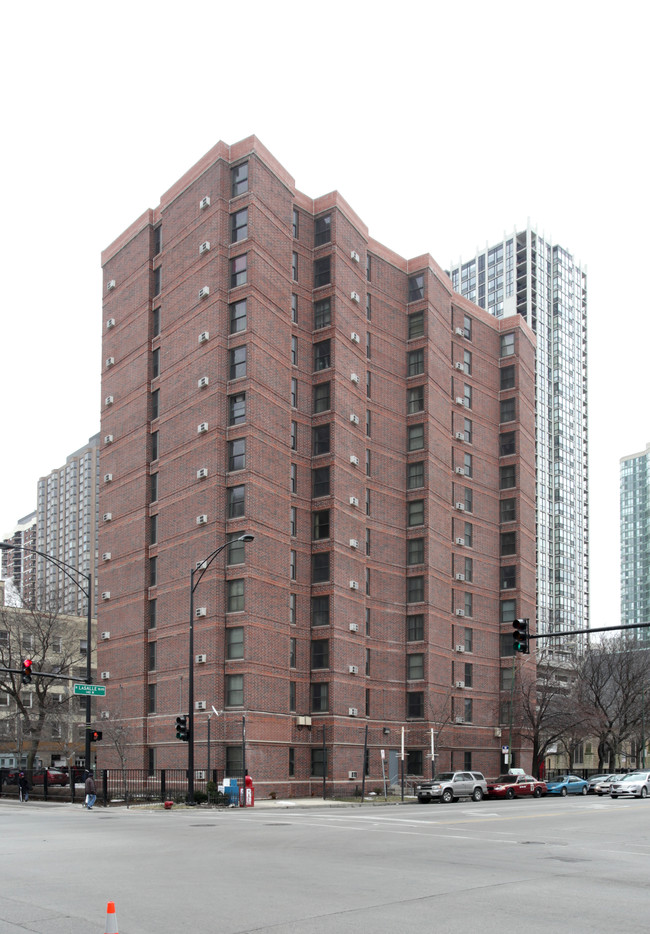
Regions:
[[98, 137, 536, 794]]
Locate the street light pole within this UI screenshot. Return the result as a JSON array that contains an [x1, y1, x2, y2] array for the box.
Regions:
[[188, 533, 253, 805]]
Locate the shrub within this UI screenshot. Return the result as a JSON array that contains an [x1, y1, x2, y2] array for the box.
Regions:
[[193, 790, 208, 804]]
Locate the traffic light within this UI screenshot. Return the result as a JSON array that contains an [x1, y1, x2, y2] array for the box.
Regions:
[[89, 730, 103, 742], [21, 659, 33, 685], [512, 618, 530, 654], [176, 715, 190, 742]]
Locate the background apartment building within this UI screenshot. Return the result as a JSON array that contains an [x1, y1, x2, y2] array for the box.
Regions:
[[448, 229, 588, 653], [1, 512, 37, 606], [98, 137, 536, 793], [620, 442, 650, 636]]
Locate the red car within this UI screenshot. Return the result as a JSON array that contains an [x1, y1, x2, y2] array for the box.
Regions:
[[486, 774, 547, 799], [6, 768, 68, 787]]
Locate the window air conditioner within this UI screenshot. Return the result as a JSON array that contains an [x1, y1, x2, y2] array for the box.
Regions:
[[198, 331, 209, 344], [198, 376, 209, 389], [455, 467, 465, 475], [101, 671, 110, 680], [100, 711, 110, 720], [455, 681, 465, 689], [350, 373, 360, 384], [107, 279, 116, 290], [101, 632, 111, 640], [199, 196, 211, 209], [455, 645, 465, 653], [350, 331, 360, 342], [196, 514, 208, 525], [106, 358, 115, 368], [350, 250, 360, 262], [105, 395, 114, 406], [455, 609, 465, 616], [349, 580, 359, 590], [349, 496, 359, 507], [195, 607, 207, 618], [350, 292, 361, 304], [107, 318, 116, 329], [198, 422, 208, 434], [349, 539, 359, 549], [195, 771, 206, 780], [455, 397, 464, 406], [296, 716, 312, 726], [455, 537, 465, 546], [103, 513, 112, 522], [195, 701, 206, 711], [455, 573, 465, 581], [349, 455, 360, 466], [101, 592, 110, 600], [348, 770, 358, 779], [198, 286, 210, 299], [104, 473, 113, 483], [349, 623, 359, 632], [104, 434, 114, 444], [102, 552, 112, 561], [454, 362, 463, 370], [455, 716, 465, 723], [349, 707, 358, 717], [350, 413, 360, 425], [197, 468, 208, 480], [349, 665, 359, 674], [455, 502, 465, 511], [455, 327, 464, 336], [455, 432, 465, 441], [195, 654, 207, 664], [199, 241, 210, 254]]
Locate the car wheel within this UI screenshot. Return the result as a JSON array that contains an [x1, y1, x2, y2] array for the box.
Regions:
[[581, 786, 588, 795], [506, 788, 515, 800], [441, 789, 453, 804], [472, 788, 484, 802], [533, 788, 542, 798], [417, 797, 428, 804], [561, 787, 568, 797], [640, 787, 647, 799], [611, 794, 618, 799]]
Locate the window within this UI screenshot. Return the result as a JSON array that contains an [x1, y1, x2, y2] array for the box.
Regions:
[[226, 674, 243, 707], [51, 637, 62, 654], [312, 552, 330, 583], [314, 340, 331, 371], [290, 637, 297, 668], [365, 568, 371, 595], [227, 533, 247, 565], [407, 576, 424, 603], [463, 384, 472, 409], [290, 593, 296, 624], [408, 310, 424, 339], [407, 538, 424, 565], [150, 473, 158, 506], [151, 388, 160, 420], [500, 532, 516, 556], [148, 641, 156, 671], [463, 452, 473, 478], [312, 423, 330, 455], [230, 299, 247, 333], [312, 466, 330, 498], [463, 418, 472, 444], [291, 464, 297, 494], [464, 522, 473, 547], [291, 336, 298, 366], [153, 266, 161, 296], [408, 654, 424, 680], [290, 549, 296, 580], [229, 392, 246, 425], [231, 208, 248, 242], [407, 691, 424, 718], [500, 399, 516, 423], [228, 438, 246, 471], [366, 254, 372, 281], [500, 498, 516, 522], [289, 685, 296, 714], [153, 225, 162, 255], [314, 256, 331, 288], [407, 349, 424, 376], [366, 371, 371, 398], [365, 488, 371, 516], [292, 208, 299, 239], [312, 510, 330, 540], [366, 608, 371, 635], [407, 614, 424, 641], [314, 298, 331, 330], [501, 667, 514, 691], [148, 684, 156, 714], [292, 251, 298, 281], [407, 461, 424, 489], [408, 274, 424, 302], [407, 386, 424, 414], [408, 424, 424, 451], [366, 293, 371, 320], [311, 595, 330, 627], [464, 556, 473, 582], [150, 514, 158, 546], [314, 214, 331, 246], [463, 349, 472, 375], [311, 682, 329, 712], [230, 254, 247, 288], [231, 162, 248, 196], [226, 626, 244, 659], [365, 527, 371, 556], [365, 449, 371, 477], [291, 293, 298, 323], [464, 698, 473, 722], [464, 627, 473, 652], [151, 430, 159, 461], [152, 347, 160, 379], [501, 365, 515, 389], [464, 487, 473, 512], [499, 465, 516, 489], [311, 639, 329, 669], [464, 592, 473, 617], [365, 410, 371, 437], [227, 485, 245, 518], [229, 346, 247, 380], [500, 599, 517, 623], [463, 315, 472, 340], [148, 598, 157, 629], [408, 500, 424, 526], [407, 750, 423, 774], [501, 565, 516, 589], [226, 745, 243, 774], [311, 746, 327, 776], [152, 307, 161, 337], [500, 332, 515, 357], [313, 382, 330, 413], [227, 579, 245, 612], [291, 377, 298, 408], [291, 421, 297, 451], [500, 432, 516, 456]]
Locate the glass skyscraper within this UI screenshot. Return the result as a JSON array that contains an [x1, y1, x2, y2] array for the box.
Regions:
[[620, 442, 650, 635]]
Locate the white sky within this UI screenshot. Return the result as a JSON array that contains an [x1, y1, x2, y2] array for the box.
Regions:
[[1, 1, 648, 631]]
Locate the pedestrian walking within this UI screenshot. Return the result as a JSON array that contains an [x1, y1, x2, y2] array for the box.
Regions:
[[84, 771, 96, 809], [18, 772, 30, 803]]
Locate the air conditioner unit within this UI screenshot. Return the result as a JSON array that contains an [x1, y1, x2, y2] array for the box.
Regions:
[[199, 286, 210, 299], [455, 327, 464, 336], [196, 514, 208, 525], [349, 455, 359, 466], [350, 413, 360, 425], [349, 623, 359, 632], [104, 473, 113, 483], [455, 397, 464, 406], [494, 728, 502, 738], [349, 496, 359, 507], [297, 716, 312, 727], [349, 665, 359, 674], [455, 432, 465, 441], [101, 591, 110, 600], [104, 434, 114, 444], [198, 331, 209, 344], [101, 632, 111, 640], [350, 331, 360, 342], [195, 607, 207, 618], [350, 250, 360, 262], [196, 468, 208, 480], [100, 711, 110, 720], [455, 573, 465, 581], [349, 580, 359, 590], [454, 362, 463, 371], [455, 467, 465, 475], [350, 373, 360, 384], [348, 770, 358, 779], [195, 770, 206, 780], [103, 513, 112, 522], [198, 376, 209, 389], [455, 716, 465, 723], [195, 654, 207, 664], [455, 609, 465, 617], [195, 701, 206, 711], [349, 707, 358, 717], [107, 318, 116, 329], [105, 395, 114, 406], [102, 552, 112, 561], [198, 422, 209, 434], [349, 539, 359, 549], [101, 671, 110, 680], [455, 681, 465, 689], [199, 196, 211, 209], [455, 537, 465, 546], [455, 503, 465, 511], [106, 357, 115, 368], [350, 292, 361, 304], [199, 241, 211, 254], [107, 279, 116, 291], [455, 645, 465, 653], [195, 560, 207, 570]]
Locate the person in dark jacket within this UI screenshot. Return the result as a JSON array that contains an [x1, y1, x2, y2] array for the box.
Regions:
[[18, 772, 30, 803], [84, 772, 96, 809]]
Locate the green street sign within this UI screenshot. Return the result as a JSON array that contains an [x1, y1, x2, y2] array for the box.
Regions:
[[73, 683, 106, 697]]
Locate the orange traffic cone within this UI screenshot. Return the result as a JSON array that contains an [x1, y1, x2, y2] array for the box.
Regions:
[[104, 901, 119, 934]]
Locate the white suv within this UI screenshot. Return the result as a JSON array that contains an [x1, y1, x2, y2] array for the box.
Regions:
[[416, 771, 487, 804]]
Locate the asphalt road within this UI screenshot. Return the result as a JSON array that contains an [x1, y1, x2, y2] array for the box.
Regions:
[[1, 795, 649, 933]]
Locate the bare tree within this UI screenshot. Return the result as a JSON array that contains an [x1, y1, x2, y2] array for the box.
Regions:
[[99, 685, 135, 805]]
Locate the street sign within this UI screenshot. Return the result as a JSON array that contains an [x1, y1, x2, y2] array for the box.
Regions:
[[73, 683, 106, 696]]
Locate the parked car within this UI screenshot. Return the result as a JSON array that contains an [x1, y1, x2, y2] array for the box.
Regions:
[[5, 768, 68, 787], [610, 772, 650, 799], [486, 774, 547, 799], [587, 773, 617, 794], [593, 774, 621, 796], [416, 771, 487, 804], [545, 774, 588, 796]]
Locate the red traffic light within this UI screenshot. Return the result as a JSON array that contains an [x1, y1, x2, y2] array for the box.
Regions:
[[89, 730, 103, 742], [21, 659, 33, 684]]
